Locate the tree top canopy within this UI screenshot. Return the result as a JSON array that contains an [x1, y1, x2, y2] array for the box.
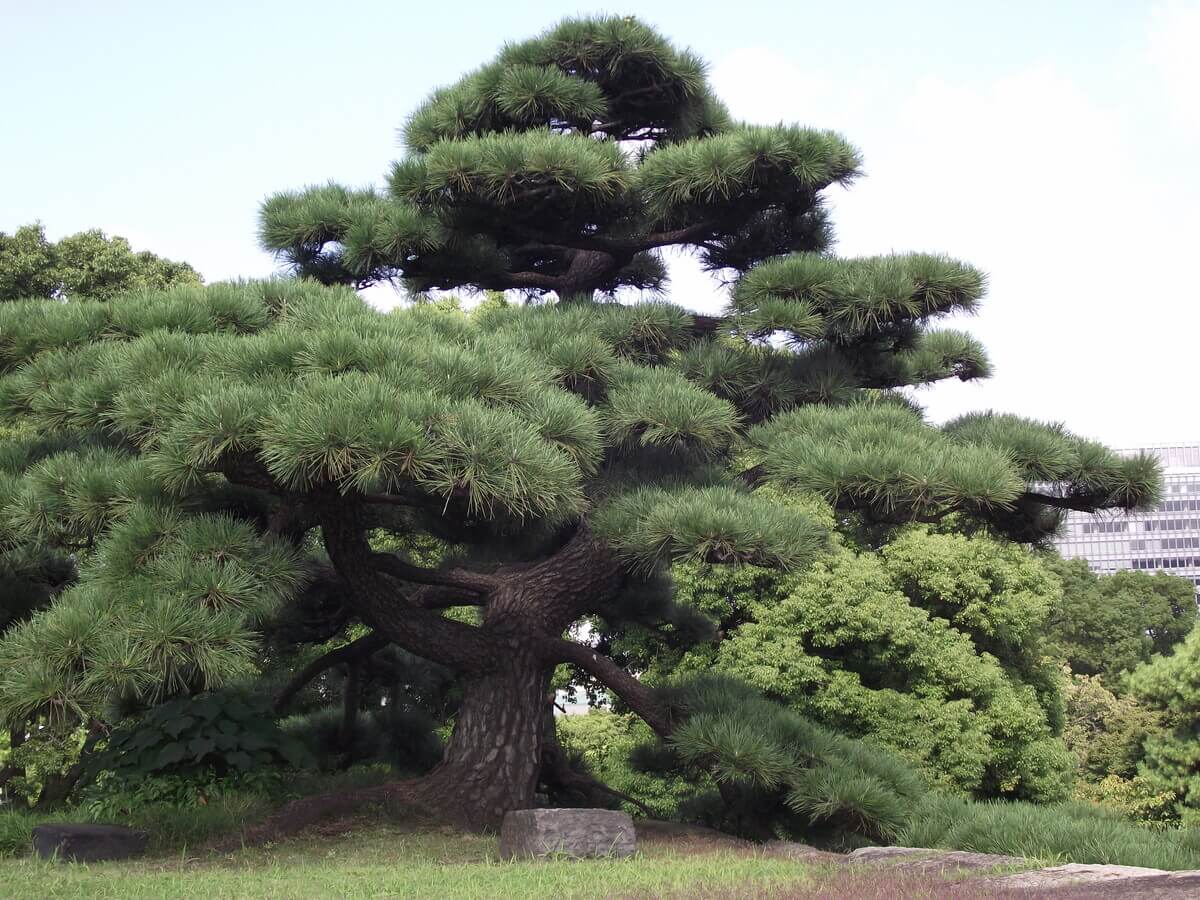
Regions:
[[258, 16, 860, 296]]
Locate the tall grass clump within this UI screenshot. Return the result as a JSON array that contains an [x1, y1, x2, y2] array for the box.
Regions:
[[901, 793, 1200, 870]]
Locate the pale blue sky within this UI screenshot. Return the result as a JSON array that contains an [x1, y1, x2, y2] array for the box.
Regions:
[[3, 1, 1197, 446]]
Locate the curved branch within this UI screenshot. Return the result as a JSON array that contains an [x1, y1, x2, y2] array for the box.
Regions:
[[369, 552, 498, 596], [318, 497, 502, 675], [273, 632, 390, 714], [544, 637, 672, 737], [1021, 491, 1116, 513], [408, 584, 487, 610]]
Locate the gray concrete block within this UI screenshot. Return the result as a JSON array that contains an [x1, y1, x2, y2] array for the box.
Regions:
[[499, 808, 636, 860]]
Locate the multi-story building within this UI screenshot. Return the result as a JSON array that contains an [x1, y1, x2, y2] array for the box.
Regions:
[[1053, 444, 1200, 596]]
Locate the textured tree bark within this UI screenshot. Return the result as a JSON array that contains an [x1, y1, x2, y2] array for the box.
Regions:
[[312, 500, 671, 829], [414, 649, 550, 828]]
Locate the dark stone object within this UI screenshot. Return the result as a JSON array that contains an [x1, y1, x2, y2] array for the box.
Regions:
[[31, 823, 148, 862], [499, 808, 636, 859]]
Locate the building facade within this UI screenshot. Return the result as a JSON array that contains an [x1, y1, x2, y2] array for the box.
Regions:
[[1053, 444, 1200, 595]]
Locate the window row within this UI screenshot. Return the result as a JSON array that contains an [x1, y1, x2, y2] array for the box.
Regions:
[[1159, 500, 1200, 512], [1163, 537, 1200, 550], [1144, 519, 1200, 532], [1131, 537, 1200, 551], [1130, 557, 1200, 570], [1081, 521, 1128, 534]]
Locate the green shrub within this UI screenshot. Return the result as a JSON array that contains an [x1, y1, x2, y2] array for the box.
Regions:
[[0, 765, 394, 858], [556, 710, 699, 819], [658, 673, 928, 846], [88, 691, 312, 793], [1074, 775, 1179, 828], [279, 704, 442, 774], [1129, 628, 1200, 825], [0, 792, 271, 857], [1063, 672, 1160, 781], [650, 532, 1074, 802], [80, 769, 283, 819]]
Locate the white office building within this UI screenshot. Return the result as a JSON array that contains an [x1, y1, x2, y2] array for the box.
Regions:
[[1053, 444, 1200, 596]]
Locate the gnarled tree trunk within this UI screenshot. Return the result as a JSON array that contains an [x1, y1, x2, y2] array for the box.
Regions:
[[279, 501, 669, 835], [415, 649, 550, 827]]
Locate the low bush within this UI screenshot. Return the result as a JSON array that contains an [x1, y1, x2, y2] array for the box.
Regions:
[[0, 765, 397, 858], [0, 792, 271, 857], [556, 710, 699, 819], [90, 692, 312, 788], [1074, 774, 1179, 828]]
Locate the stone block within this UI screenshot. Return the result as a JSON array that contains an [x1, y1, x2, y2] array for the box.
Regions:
[[499, 808, 635, 859], [31, 823, 148, 862]]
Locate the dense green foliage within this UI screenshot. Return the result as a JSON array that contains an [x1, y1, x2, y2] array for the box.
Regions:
[[556, 711, 697, 819], [89, 692, 313, 786], [602, 522, 1072, 802], [1128, 628, 1200, 825], [1062, 672, 1162, 783], [0, 223, 200, 302], [0, 16, 1163, 844], [1044, 557, 1196, 680]]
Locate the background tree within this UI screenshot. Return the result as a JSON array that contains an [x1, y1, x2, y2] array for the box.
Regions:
[[0, 223, 200, 302], [0, 17, 1159, 834], [1129, 629, 1200, 826], [602, 517, 1074, 801], [1044, 557, 1196, 681]]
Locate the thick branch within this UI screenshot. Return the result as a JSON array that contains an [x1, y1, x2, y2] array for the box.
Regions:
[[408, 584, 487, 610], [318, 496, 502, 675], [273, 632, 390, 714], [369, 552, 497, 596], [1021, 491, 1114, 513], [217, 451, 286, 494], [545, 637, 672, 737]]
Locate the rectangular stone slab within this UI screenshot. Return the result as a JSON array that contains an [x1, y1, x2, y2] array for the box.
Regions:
[[499, 808, 636, 859], [32, 823, 149, 862]]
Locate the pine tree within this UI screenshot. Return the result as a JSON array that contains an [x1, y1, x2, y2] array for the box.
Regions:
[[0, 17, 1158, 829]]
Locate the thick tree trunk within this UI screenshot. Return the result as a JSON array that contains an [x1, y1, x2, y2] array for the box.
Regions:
[[315, 503, 660, 830], [415, 649, 549, 828]]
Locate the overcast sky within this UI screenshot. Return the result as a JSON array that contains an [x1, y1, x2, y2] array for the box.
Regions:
[[3, 1, 1197, 449]]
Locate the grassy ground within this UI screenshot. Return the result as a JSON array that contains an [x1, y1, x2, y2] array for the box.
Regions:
[[4, 786, 1199, 898], [0, 819, 820, 900]]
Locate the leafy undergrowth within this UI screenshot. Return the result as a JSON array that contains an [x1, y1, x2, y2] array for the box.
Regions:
[[0, 767, 397, 859]]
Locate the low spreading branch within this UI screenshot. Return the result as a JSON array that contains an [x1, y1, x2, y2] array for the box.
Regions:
[[544, 637, 672, 737], [368, 552, 497, 595], [273, 632, 390, 714]]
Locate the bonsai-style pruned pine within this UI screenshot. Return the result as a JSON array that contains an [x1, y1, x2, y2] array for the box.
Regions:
[[0, 17, 1158, 834]]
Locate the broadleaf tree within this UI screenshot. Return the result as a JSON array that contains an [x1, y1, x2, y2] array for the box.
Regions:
[[0, 223, 200, 302], [0, 17, 1158, 830]]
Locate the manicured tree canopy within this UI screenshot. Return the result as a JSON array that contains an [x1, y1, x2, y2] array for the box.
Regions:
[[0, 17, 1158, 832]]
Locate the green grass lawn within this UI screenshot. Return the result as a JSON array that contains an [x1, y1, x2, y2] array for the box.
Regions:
[[0, 820, 817, 900]]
